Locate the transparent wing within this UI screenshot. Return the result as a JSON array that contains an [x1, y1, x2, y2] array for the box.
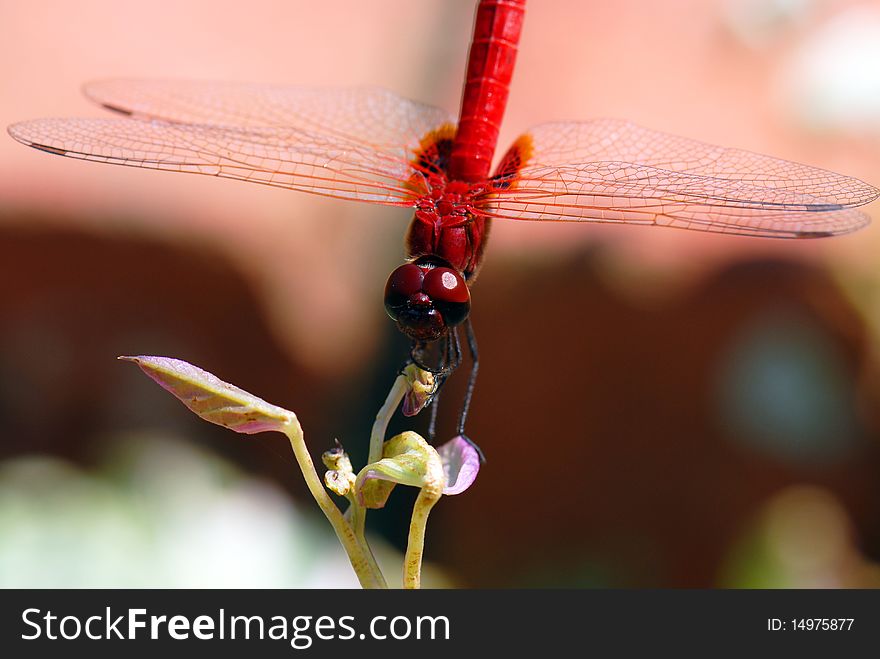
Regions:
[[9, 83, 455, 204], [83, 80, 450, 147], [488, 119, 878, 237]]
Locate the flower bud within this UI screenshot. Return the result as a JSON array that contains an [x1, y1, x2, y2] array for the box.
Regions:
[[401, 363, 437, 417], [322, 443, 356, 497]]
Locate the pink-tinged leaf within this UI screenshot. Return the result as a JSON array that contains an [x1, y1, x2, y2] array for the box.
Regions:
[[119, 356, 294, 434], [437, 436, 480, 495], [355, 431, 444, 509]]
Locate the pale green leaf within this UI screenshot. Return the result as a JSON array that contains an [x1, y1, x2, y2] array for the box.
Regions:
[[355, 431, 445, 509], [120, 355, 294, 434]]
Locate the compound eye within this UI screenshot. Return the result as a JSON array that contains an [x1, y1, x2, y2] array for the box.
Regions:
[[423, 267, 469, 304], [385, 263, 424, 304], [384, 263, 425, 320], [423, 267, 470, 327]]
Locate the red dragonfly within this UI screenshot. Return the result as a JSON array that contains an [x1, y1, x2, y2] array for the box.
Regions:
[[8, 0, 879, 443]]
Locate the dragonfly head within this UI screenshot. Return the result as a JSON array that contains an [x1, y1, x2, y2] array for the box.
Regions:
[[384, 256, 470, 342]]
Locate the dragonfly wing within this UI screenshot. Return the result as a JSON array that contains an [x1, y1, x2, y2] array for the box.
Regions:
[[9, 84, 456, 205], [487, 120, 879, 237], [84, 80, 451, 149], [9, 117, 421, 204]]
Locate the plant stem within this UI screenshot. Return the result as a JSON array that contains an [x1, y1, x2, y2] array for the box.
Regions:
[[369, 374, 408, 464], [403, 487, 442, 589], [283, 418, 387, 589], [346, 496, 386, 587], [350, 374, 408, 540]]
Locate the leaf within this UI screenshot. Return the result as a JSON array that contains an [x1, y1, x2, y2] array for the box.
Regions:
[[355, 431, 445, 509], [119, 355, 294, 434]]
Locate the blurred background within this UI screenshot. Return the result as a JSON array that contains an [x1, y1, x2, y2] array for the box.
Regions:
[[1, 0, 880, 588]]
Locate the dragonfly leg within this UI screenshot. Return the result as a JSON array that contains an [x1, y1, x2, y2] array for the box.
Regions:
[[408, 341, 431, 372], [456, 319, 485, 463], [427, 336, 452, 442], [456, 319, 479, 434], [409, 339, 456, 377], [406, 331, 483, 458], [448, 326, 463, 373], [428, 386, 443, 442], [408, 335, 456, 442]]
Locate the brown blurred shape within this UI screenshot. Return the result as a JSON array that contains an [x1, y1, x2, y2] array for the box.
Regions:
[[431, 248, 880, 587], [0, 217, 334, 486]]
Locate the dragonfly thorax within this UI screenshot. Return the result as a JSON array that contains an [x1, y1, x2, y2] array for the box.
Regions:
[[405, 179, 490, 281]]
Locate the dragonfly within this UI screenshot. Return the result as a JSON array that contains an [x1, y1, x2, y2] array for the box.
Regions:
[[8, 0, 879, 447]]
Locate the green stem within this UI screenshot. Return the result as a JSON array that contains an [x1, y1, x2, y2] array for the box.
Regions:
[[350, 375, 408, 540], [283, 418, 387, 589], [369, 374, 408, 464], [403, 487, 442, 589], [346, 495, 385, 587]]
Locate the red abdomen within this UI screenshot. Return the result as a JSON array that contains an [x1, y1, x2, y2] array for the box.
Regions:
[[446, 0, 526, 183]]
